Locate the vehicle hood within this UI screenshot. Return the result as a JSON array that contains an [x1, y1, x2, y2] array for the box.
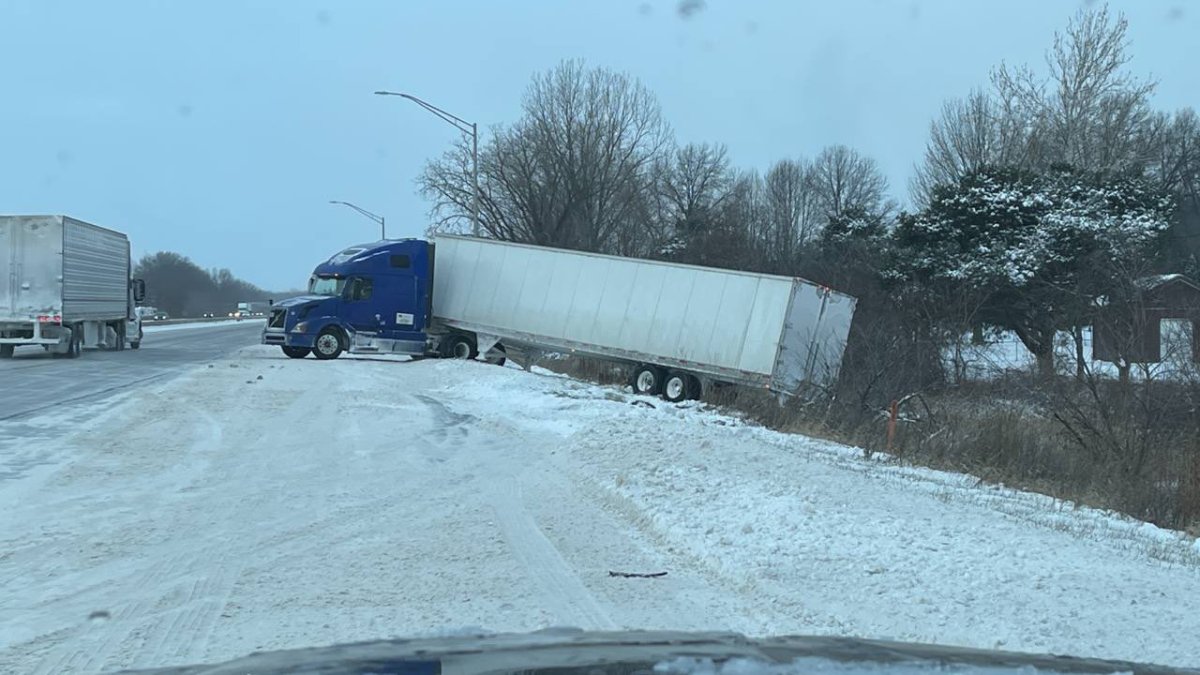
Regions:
[[109, 629, 1196, 675], [271, 295, 334, 309]]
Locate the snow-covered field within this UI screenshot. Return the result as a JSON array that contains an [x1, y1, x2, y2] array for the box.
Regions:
[[948, 322, 1197, 381], [2, 346, 1199, 673]]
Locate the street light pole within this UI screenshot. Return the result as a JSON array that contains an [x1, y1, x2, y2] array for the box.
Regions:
[[329, 200, 386, 240], [471, 121, 480, 237], [375, 90, 481, 237]]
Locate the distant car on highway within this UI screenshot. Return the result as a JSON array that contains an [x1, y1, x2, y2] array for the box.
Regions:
[[153, 312, 170, 321], [202, 312, 216, 318]]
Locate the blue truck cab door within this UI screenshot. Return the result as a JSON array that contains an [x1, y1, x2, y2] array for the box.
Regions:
[[341, 276, 383, 333], [380, 246, 430, 343], [339, 240, 431, 353]]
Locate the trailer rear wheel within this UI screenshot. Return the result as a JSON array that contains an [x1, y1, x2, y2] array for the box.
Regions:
[[663, 372, 690, 402], [0, 345, 12, 358], [632, 365, 664, 396], [282, 346, 311, 359]]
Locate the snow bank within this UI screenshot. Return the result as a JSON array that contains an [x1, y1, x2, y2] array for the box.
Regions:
[[433, 361, 1200, 662]]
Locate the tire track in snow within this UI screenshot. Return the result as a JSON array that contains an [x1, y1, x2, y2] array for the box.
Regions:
[[488, 476, 616, 631], [135, 555, 242, 669], [29, 549, 197, 675], [29, 412, 229, 674]]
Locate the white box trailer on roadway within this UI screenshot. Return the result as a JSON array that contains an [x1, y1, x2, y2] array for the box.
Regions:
[[265, 235, 856, 401], [0, 215, 146, 358]]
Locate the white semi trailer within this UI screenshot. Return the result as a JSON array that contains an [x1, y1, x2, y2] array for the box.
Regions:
[[431, 236, 857, 399], [0, 215, 146, 359]]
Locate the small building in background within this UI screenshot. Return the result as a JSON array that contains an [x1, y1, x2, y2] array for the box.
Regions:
[[1093, 274, 1200, 365]]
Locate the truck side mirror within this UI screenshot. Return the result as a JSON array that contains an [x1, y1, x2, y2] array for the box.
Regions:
[[268, 299, 274, 306], [132, 279, 146, 303]]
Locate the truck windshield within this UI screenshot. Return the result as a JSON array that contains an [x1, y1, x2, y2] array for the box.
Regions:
[[308, 276, 346, 296]]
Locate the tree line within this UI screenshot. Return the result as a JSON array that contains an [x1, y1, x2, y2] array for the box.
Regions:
[[420, 4, 1199, 405], [134, 251, 288, 317]]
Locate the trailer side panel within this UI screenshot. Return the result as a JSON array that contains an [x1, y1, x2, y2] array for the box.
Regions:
[[433, 236, 850, 393], [61, 216, 130, 321]]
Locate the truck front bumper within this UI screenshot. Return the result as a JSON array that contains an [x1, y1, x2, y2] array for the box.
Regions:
[[262, 329, 316, 349]]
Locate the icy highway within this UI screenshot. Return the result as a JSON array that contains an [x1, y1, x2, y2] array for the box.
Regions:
[[0, 321, 265, 422], [2, 344, 1200, 673]]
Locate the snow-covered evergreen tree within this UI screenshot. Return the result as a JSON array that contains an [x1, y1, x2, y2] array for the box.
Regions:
[[894, 166, 1172, 376]]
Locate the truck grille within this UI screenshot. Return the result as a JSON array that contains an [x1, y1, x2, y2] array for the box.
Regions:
[[268, 308, 286, 329]]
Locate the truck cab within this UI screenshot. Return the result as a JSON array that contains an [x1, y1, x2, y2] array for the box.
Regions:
[[263, 239, 433, 359]]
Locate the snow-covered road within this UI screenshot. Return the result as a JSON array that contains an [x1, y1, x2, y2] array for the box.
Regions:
[[2, 346, 1198, 673]]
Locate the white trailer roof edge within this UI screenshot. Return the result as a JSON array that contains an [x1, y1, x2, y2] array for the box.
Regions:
[[0, 215, 131, 243], [60, 215, 131, 242], [433, 234, 854, 302]]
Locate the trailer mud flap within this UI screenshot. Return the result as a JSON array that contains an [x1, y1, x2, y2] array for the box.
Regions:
[[475, 333, 501, 357]]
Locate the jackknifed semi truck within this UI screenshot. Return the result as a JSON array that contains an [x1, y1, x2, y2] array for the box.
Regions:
[[263, 235, 856, 401], [1, 215, 146, 359]]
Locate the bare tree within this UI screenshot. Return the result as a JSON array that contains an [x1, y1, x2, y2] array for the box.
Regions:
[[915, 5, 1157, 205], [809, 145, 891, 221], [992, 4, 1155, 172], [659, 143, 734, 232], [1145, 109, 1200, 203], [910, 89, 1038, 206], [420, 60, 672, 254], [760, 158, 820, 267]]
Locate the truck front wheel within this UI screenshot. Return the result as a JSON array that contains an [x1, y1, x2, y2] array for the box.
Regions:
[[313, 328, 344, 360], [282, 346, 311, 359]]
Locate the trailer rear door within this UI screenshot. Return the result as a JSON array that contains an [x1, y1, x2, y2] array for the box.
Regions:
[[0, 216, 65, 321]]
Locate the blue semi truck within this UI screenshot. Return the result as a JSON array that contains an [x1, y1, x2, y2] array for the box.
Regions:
[[263, 235, 856, 401], [263, 238, 451, 360]]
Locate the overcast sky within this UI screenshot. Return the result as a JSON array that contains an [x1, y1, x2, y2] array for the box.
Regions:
[[1, 1, 1195, 290]]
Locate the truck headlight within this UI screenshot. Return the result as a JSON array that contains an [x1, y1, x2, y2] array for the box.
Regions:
[[291, 322, 308, 334]]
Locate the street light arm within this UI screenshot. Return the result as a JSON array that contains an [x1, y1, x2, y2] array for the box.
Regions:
[[374, 90, 475, 136], [329, 200, 384, 225], [374, 89, 481, 237]]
